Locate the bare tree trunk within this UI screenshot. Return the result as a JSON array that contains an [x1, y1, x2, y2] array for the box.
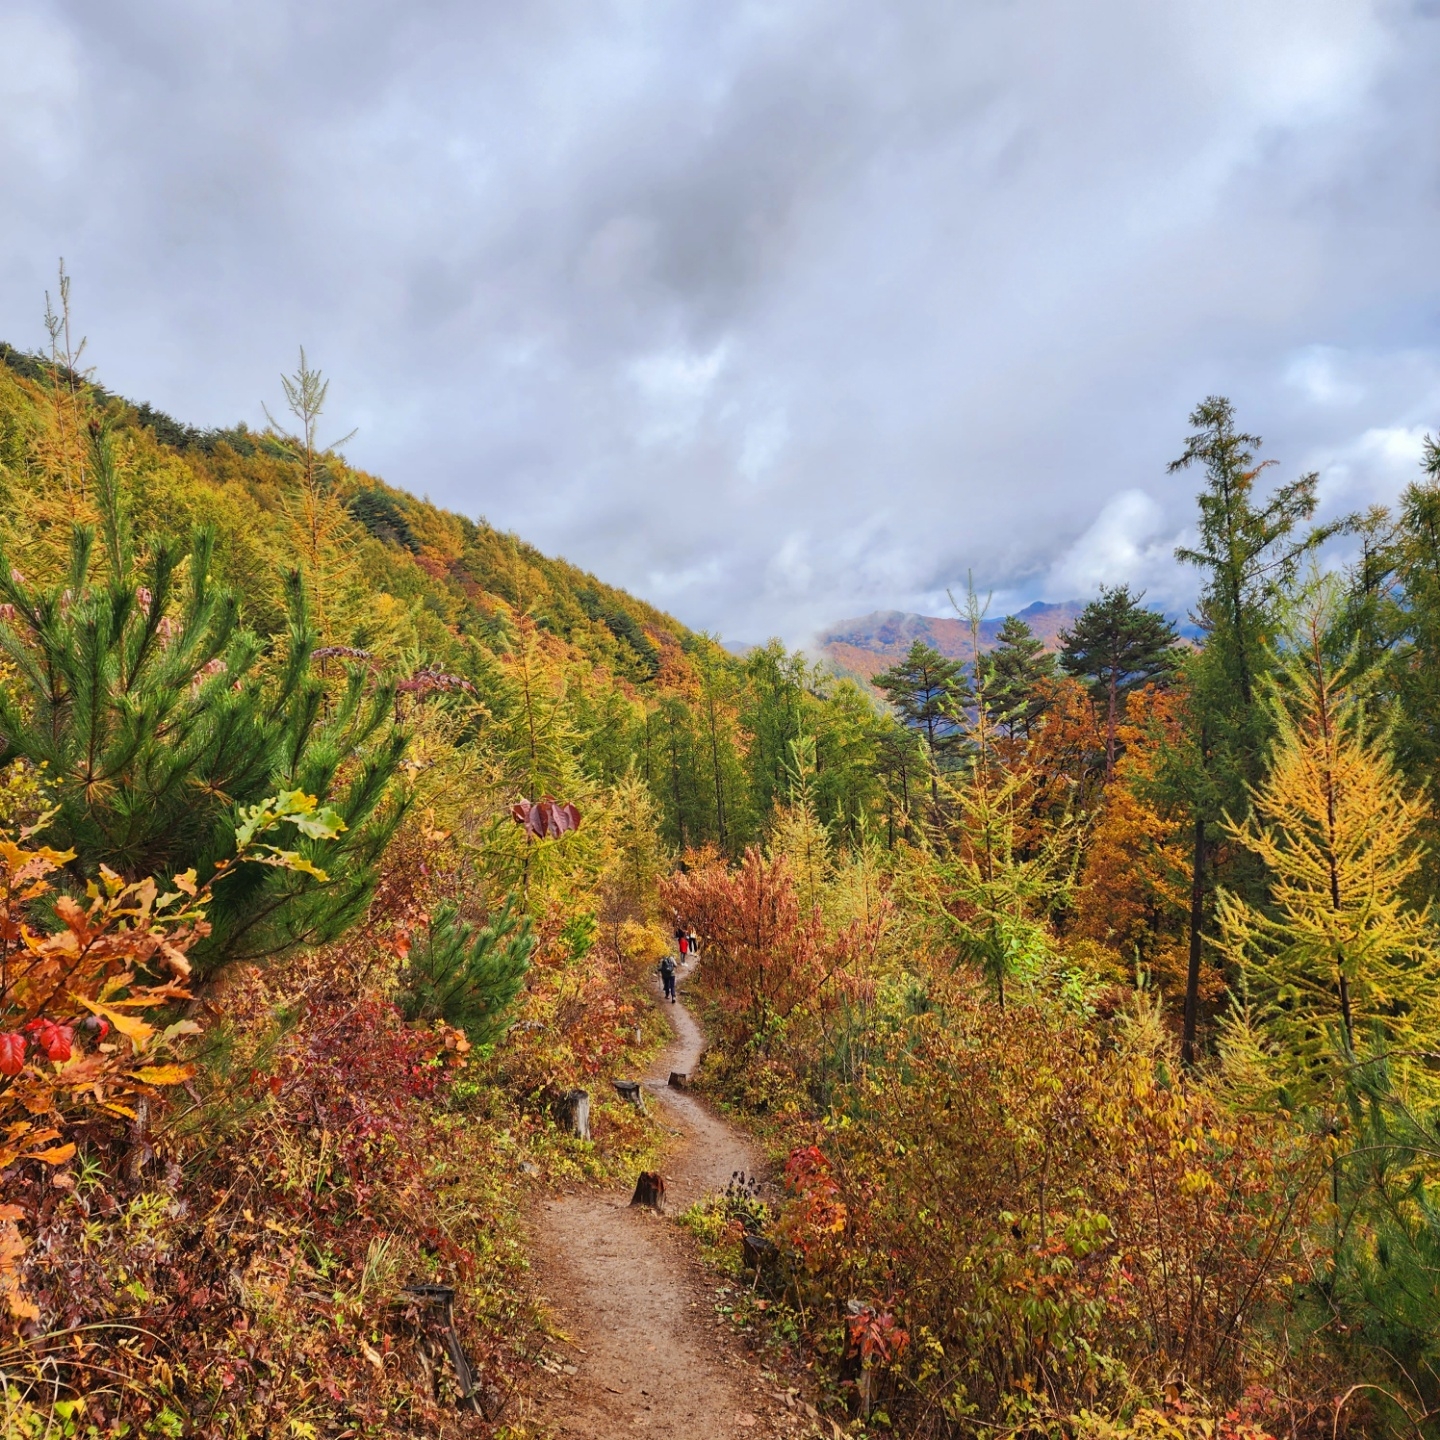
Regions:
[[630, 1171, 666, 1210], [1182, 810, 1205, 1068], [1105, 671, 1118, 780], [555, 1089, 591, 1141]]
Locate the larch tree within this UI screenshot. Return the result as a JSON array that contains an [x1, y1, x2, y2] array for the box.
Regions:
[[1167, 396, 1338, 1065], [1058, 586, 1180, 779], [264, 349, 361, 645], [1215, 590, 1440, 1108]]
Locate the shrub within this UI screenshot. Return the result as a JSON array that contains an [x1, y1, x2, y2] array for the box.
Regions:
[[395, 896, 534, 1048]]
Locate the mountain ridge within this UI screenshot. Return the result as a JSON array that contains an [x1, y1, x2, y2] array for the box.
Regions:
[[818, 599, 1084, 681]]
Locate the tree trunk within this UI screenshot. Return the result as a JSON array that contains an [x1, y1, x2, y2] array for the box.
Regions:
[[1105, 671, 1118, 780], [1182, 809, 1205, 1068], [555, 1089, 591, 1141], [630, 1171, 666, 1210]]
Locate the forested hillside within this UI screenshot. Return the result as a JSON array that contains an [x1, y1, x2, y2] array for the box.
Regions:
[[4, 327, 1440, 1440]]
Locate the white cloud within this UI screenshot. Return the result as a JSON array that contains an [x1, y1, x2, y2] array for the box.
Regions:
[[1284, 346, 1366, 408], [0, 0, 1438, 645], [1315, 424, 1432, 513], [1044, 491, 1190, 608]]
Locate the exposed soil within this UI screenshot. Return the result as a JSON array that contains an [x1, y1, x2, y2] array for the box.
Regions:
[[526, 967, 820, 1439]]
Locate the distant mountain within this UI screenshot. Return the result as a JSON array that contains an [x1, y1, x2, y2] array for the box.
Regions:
[[817, 601, 1085, 682]]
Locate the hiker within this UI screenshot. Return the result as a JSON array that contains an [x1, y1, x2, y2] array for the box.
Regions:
[[659, 954, 678, 1003], [686, 929, 700, 957], [674, 926, 689, 957]]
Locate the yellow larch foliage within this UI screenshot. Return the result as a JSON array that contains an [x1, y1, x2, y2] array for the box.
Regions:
[[1216, 594, 1440, 1105]]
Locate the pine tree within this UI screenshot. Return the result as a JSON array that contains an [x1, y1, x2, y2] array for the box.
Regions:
[[981, 615, 1056, 739], [1214, 589, 1440, 1107], [872, 639, 970, 804], [1058, 586, 1179, 778], [0, 427, 406, 976], [395, 896, 535, 1048]]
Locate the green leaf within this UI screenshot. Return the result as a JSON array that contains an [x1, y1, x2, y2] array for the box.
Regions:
[[290, 804, 347, 840]]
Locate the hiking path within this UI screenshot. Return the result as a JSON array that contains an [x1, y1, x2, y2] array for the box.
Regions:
[[526, 966, 822, 1439]]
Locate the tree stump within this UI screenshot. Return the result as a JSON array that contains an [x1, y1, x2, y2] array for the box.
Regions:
[[668, 1071, 688, 1090], [741, 1233, 778, 1273], [555, 1089, 591, 1141], [630, 1171, 666, 1211], [613, 1079, 645, 1111]]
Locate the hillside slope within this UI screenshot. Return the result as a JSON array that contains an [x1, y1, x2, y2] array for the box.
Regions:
[[0, 342, 718, 694]]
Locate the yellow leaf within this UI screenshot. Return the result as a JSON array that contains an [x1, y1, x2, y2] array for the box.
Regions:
[[71, 996, 156, 1052], [0, 1205, 24, 1222], [172, 868, 198, 896], [130, 1064, 196, 1086], [29, 1143, 76, 1165]]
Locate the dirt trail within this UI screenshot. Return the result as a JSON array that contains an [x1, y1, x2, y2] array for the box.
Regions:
[[527, 968, 804, 1439]]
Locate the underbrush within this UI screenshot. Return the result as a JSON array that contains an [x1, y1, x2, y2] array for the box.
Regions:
[[2, 900, 671, 1437], [674, 936, 1346, 1437]]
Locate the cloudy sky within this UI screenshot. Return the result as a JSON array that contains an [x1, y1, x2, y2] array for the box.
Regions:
[[2, 1, 1439, 644]]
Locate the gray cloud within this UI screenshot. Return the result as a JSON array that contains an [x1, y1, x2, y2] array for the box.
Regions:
[[2, 0, 1438, 644]]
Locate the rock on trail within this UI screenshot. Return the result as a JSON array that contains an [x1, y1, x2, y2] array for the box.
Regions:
[[528, 971, 807, 1439]]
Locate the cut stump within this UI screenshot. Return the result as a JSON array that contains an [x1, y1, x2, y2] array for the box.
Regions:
[[630, 1171, 666, 1211], [741, 1233, 778, 1273], [556, 1089, 591, 1141]]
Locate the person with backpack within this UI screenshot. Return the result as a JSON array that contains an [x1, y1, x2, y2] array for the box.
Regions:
[[659, 953, 678, 1003]]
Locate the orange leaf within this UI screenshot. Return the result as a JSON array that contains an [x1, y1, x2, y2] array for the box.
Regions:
[[29, 1143, 75, 1165]]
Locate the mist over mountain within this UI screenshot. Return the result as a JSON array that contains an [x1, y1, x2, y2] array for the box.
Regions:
[[817, 601, 1083, 682], [818, 599, 1202, 682]]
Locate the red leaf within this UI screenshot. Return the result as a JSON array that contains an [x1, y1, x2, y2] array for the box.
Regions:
[[36, 1022, 73, 1063], [0, 1032, 24, 1077]]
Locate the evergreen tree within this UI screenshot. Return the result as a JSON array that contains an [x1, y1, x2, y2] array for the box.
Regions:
[[980, 615, 1057, 739], [0, 428, 406, 976], [1167, 396, 1336, 1064], [872, 639, 970, 804], [395, 896, 535, 1048], [1391, 455, 1440, 830], [1058, 587, 1179, 778]]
